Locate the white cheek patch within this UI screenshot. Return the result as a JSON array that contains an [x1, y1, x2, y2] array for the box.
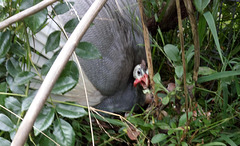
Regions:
[[133, 64, 141, 79]]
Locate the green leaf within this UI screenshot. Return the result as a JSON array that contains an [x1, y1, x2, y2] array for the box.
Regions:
[[198, 67, 217, 76], [53, 118, 75, 146], [0, 64, 6, 78], [38, 130, 56, 146], [222, 81, 228, 117], [6, 57, 22, 77], [220, 135, 237, 146], [94, 114, 125, 127], [45, 31, 61, 53], [168, 127, 184, 135], [0, 137, 11, 146], [181, 142, 188, 146], [156, 122, 170, 130], [5, 96, 21, 113], [179, 112, 193, 127], [0, 82, 7, 105], [10, 43, 26, 57], [204, 11, 223, 64], [25, 10, 47, 33], [198, 70, 240, 83], [198, 14, 207, 46], [162, 96, 169, 105], [52, 2, 74, 15], [175, 65, 183, 78], [151, 133, 168, 144], [20, 0, 47, 33], [52, 61, 79, 94], [41, 53, 58, 75], [0, 30, 11, 58], [186, 45, 194, 63], [34, 106, 55, 136], [56, 103, 87, 119], [64, 18, 79, 33], [194, 0, 210, 14], [14, 71, 36, 85], [164, 44, 180, 62], [0, 114, 15, 132], [201, 142, 226, 146], [21, 91, 36, 111], [20, 0, 33, 10], [75, 42, 101, 59], [153, 72, 161, 84], [6, 76, 25, 94]]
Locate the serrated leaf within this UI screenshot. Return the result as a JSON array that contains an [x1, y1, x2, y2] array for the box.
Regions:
[[52, 2, 74, 15], [6, 57, 22, 77], [76, 42, 101, 59], [53, 118, 75, 146], [56, 104, 87, 119], [14, 71, 36, 85], [21, 91, 37, 111], [41, 53, 58, 75], [151, 133, 168, 144], [34, 106, 55, 136], [0, 137, 11, 146], [164, 44, 180, 62], [179, 112, 193, 127], [162, 96, 169, 105], [25, 10, 47, 33], [20, 0, 47, 33], [52, 61, 79, 94], [0, 30, 11, 58], [45, 31, 61, 53], [64, 18, 79, 33], [39, 130, 56, 146], [0, 114, 15, 132], [10, 43, 26, 57], [5, 96, 21, 113], [6, 76, 25, 94]]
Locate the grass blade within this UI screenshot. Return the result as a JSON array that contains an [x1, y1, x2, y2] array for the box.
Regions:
[[204, 11, 224, 64], [198, 70, 240, 83]]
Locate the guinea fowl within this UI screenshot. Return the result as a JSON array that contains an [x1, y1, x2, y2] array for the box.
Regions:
[[31, 0, 149, 113]]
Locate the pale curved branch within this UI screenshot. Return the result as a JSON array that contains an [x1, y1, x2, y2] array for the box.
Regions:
[[0, 0, 58, 30]]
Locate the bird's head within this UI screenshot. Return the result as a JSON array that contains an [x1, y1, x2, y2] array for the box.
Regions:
[[133, 60, 149, 89]]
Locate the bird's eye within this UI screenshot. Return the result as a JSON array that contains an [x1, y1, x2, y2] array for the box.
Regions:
[[137, 70, 141, 76]]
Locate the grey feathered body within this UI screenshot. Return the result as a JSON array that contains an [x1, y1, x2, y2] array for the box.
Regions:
[[33, 0, 146, 112]]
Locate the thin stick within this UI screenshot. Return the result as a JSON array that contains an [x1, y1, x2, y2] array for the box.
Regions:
[[11, 0, 107, 145], [183, 0, 200, 82], [176, 0, 189, 141], [0, 0, 58, 30], [138, 0, 156, 105]]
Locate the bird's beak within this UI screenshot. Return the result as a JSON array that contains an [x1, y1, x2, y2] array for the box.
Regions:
[[134, 74, 149, 89]]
